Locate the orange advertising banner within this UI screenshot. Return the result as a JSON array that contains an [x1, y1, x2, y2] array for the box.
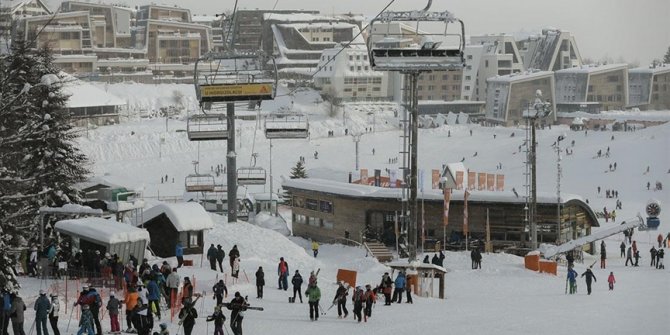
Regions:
[[443, 188, 451, 226], [455, 171, 464, 190], [496, 174, 505, 191], [432, 169, 440, 189], [467, 172, 476, 191], [360, 169, 368, 185], [487, 174, 495, 191], [478, 173, 486, 191]]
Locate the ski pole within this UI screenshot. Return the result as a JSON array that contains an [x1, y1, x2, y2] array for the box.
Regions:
[[27, 318, 36, 335], [66, 304, 76, 332]]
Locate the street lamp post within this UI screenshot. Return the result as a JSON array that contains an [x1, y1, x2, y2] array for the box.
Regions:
[[556, 135, 565, 244]]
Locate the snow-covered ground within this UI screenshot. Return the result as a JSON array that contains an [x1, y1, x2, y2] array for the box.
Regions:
[[15, 82, 670, 334]]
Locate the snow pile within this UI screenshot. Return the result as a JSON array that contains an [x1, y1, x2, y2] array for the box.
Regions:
[[251, 212, 291, 236], [54, 217, 150, 244], [141, 203, 214, 231]]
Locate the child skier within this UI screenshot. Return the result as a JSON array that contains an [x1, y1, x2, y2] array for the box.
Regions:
[[77, 304, 95, 335], [106, 292, 121, 334], [206, 305, 226, 335], [607, 272, 616, 290], [566, 266, 578, 294]]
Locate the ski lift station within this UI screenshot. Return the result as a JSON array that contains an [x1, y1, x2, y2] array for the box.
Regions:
[[55, 217, 150, 263]]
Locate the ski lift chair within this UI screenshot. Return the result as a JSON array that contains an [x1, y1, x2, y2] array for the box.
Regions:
[[264, 113, 309, 139], [184, 174, 216, 192], [237, 167, 267, 185]]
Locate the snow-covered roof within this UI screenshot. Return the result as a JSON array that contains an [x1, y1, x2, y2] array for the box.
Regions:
[[61, 74, 125, 108], [386, 261, 447, 273], [55, 218, 149, 244], [282, 178, 584, 205], [555, 63, 627, 75], [629, 64, 670, 75], [487, 70, 554, 83], [39, 204, 104, 215], [557, 111, 670, 122], [264, 12, 363, 23], [141, 202, 214, 231]]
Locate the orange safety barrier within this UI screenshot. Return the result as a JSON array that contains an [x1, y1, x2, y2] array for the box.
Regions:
[[524, 254, 540, 271], [539, 260, 557, 275], [183, 260, 194, 266], [406, 274, 418, 294]]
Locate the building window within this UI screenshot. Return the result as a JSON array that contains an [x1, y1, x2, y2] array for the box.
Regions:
[[372, 87, 381, 91], [350, 66, 354, 71], [356, 55, 360, 60], [466, 65, 472, 70], [465, 75, 471, 80], [363, 55, 368, 61], [357, 66, 361, 71], [358, 87, 366, 92], [349, 55, 353, 61], [441, 85, 447, 90], [329, 66, 332, 71], [305, 199, 318, 211], [188, 232, 199, 247], [485, 60, 489, 68], [319, 200, 333, 213], [323, 219, 334, 229], [308, 217, 321, 227], [294, 214, 307, 225], [428, 85, 435, 90], [364, 66, 369, 71], [418, 86, 423, 90], [344, 88, 352, 92], [293, 196, 304, 208], [465, 86, 470, 90], [467, 55, 473, 60], [442, 74, 448, 80]]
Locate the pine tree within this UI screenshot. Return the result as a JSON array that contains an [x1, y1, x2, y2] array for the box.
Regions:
[[290, 160, 307, 179], [0, 38, 90, 291], [664, 46, 670, 64]]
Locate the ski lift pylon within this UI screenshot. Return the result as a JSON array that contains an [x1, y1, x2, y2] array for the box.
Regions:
[[366, 0, 465, 72]]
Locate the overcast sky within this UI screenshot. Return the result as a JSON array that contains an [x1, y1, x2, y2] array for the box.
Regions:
[[52, 0, 670, 66]]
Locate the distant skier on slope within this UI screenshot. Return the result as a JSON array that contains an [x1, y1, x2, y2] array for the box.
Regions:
[[581, 268, 597, 295], [566, 266, 578, 294]]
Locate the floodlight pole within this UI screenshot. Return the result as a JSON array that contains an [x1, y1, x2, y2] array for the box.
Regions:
[[227, 102, 237, 222], [407, 72, 420, 263], [556, 135, 563, 244]]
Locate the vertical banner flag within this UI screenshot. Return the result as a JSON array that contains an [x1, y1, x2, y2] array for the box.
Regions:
[[496, 174, 505, 191], [478, 173, 487, 191], [464, 190, 470, 235], [374, 169, 381, 187], [360, 169, 368, 185], [418, 169, 425, 193], [455, 171, 464, 190], [443, 188, 451, 226], [390, 170, 397, 188], [487, 174, 495, 191], [467, 172, 476, 191]]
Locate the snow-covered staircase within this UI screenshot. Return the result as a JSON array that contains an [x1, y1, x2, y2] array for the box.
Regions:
[[364, 241, 394, 263]]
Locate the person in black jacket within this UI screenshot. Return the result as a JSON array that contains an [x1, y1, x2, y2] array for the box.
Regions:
[[227, 292, 247, 335], [216, 245, 226, 273], [206, 305, 226, 335], [212, 280, 228, 306], [580, 268, 597, 295], [334, 282, 348, 318], [178, 300, 197, 335], [207, 244, 217, 271], [255, 267, 265, 299], [291, 270, 303, 303]]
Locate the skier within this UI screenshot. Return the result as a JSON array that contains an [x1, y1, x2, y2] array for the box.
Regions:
[[215, 245, 225, 273], [581, 268, 597, 295], [392, 272, 406, 303], [290, 270, 303, 303], [182, 277, 194, 304], [106, 292, 121, 334], [48, 293, 60, 335], [9, 294, 25, 335], [633, 250, 641, 267], [178, 300, 197, 335], [227, 292, 247, 335], [255, 266, 265, 299], [475, 248, 482, 269], [231, 257, 240, 279], [165, 268, 179, 308], [305, 282, 321, 321], [625, 247, 633, 266], [351, 287, 364, 323], [175, 242, 184, 268], [228, 245, 240, 273], [206, 306, 226, 335], [619, 241, 626, 258], [566, 266, 578, 294], [147, 275, 161, 320], [600, 241, 607, 269], [379, 273, 393, 306], [277, 257, 289, 291], [334, 282, 349, 318], [632, 240, 638, 256], [364, 285, 376, 321], [311, 240, 319, 258], [658, 234, 664, 248], [656, 249, 664, 269], [650, 247, 657, 267], [124, 286, 139, 332], [207, 244, 217, 271], [77, 305, 94, 335], [34, 290, 51, 335], [607, 272, 616, 290], [212, 280, 228, 306]]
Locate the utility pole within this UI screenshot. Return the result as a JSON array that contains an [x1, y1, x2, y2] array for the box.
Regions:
[[556, 135, 564, 244], [227, 102, 237, 222], [352, 133, 362, 170]]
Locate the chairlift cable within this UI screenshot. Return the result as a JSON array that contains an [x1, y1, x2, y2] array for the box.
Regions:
[[276, 0, 397, 98]]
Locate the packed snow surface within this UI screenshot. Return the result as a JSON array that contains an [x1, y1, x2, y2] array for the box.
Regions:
[[14, 81, 670, 334], [54, 217, 150, 244]]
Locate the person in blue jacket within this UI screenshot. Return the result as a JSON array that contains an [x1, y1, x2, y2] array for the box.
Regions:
[[147, 275, 161, 319], [392, 272, 406, 303], [175, 242, 184, 268], [567, 266, 578, 294]]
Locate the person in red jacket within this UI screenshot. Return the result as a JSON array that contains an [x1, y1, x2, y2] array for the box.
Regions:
[[607, 272, 616, 290]]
